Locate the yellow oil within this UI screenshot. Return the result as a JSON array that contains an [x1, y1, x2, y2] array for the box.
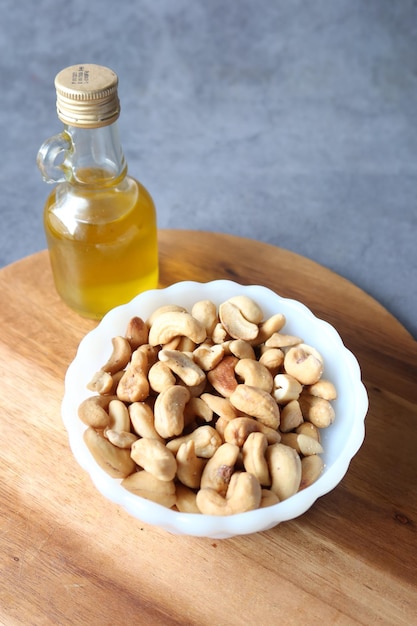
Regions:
[[44, 169, 158, 319]]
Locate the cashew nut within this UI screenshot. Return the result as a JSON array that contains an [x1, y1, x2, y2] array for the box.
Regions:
[[154, 385, 190, 438], [83, 426, 136, 478], [87, 370, 115, 395], [196, 471, 262, 515], [148, 361, 176, 394], [193, 342, 225, 371], [226, 471, 263, 511], [279, 399, 304, 433], [299, 394, 335, 428], [78, 395, 116, 429], [280, 432, 324, 456], [258, 348, 284, 374], [266, 443, 302, 501], [196, 488, 233, 515], [235, 358, 274, 393], [183, 396, 213, 425], [218, 301, 259, 341], [227, 295, 264, 324], [130, 437, 177, 482], [121, 470, 176, 508], [229, 384, 280, 429], [223, 416, 281, 447], [166, 425, 222, 458], [297, 434, 324, 456], [117, 348, 150, 403], [284, 344, 324, 385], [101, 335, 132, 375], [242, 432, 271, 486], [105, 430, 138, 449], [226, 339, 256, 360], [251, 313, 286, 345], [128, 401, 164, 442], [191, 299, 218, 336], [299, 454, 324, 490], [158, 349, 206, 387], [107, 399, 130, 432], [207, 355, 239, 397], [264, 333, 303, 349], [305, 379, 337, 400], [296, 421, 321, 442], [200, 442, 240, 496], [211, 322, 229, 344], [104, 399, 138, 449], [272, 373, 303, 403], [260, 489, 280, 508], [125, 316, 149, 349], [175, 483, 200, 513], [223, 416, 263, 447], [137, 343, 159, 369], [148, 311, 206, 346], [200, 393, 238, 421], [176, 440, 207, 489]]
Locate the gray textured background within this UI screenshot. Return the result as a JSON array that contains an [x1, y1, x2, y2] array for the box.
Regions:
[[1, 0, 416, 338]]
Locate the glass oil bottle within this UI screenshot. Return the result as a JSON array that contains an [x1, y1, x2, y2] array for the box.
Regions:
[[37, 64, 158, 319]]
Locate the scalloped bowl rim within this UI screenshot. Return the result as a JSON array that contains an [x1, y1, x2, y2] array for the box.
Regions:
[[62, 280, 368, 538]]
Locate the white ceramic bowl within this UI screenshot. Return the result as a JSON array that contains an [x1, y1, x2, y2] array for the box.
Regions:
[[62, 280, 368, 539]]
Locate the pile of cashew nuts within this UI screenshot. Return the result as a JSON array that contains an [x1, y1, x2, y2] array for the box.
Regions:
[[79, 295, 337, 516]]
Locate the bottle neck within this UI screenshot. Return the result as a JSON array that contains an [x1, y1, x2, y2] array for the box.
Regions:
[[63, 121, 127, 185]]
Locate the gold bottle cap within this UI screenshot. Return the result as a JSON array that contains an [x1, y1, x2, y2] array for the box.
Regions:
[[54, 64, 120, 128]]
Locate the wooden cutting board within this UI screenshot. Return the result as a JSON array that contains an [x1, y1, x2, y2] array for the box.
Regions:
[[1, 229, 416, 625]]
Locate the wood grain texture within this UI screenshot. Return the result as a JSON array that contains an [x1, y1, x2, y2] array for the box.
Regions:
[[1, 229, 416, 626]]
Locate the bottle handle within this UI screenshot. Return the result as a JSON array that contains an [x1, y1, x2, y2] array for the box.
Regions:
[[37, 132, 72, 183]]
